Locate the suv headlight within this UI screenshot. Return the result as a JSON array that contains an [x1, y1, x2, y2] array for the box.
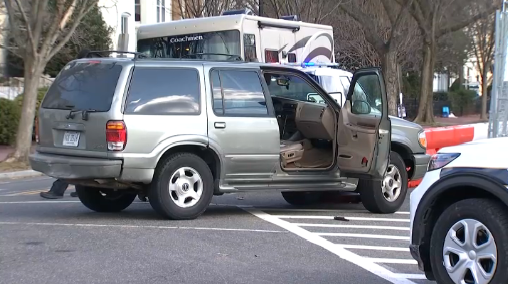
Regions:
[[428, 153, 460, 171], [418, 130, 427, 149]]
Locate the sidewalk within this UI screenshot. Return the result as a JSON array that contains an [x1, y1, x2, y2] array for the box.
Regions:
[[0, 143, 41, 180]]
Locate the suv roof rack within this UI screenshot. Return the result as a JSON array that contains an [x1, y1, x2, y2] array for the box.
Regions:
[[77, 50, 149, 60]]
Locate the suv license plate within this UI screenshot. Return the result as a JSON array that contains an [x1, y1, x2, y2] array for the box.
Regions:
[[63, 131, 80, 147]]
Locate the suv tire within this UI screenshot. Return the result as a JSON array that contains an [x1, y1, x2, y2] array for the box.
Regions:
[[429, 198, 508, 284], [281, 192, 322, 206], [75, 186, 137, 212], [357, 151, 407, 214], [149, 153, 214, 220]]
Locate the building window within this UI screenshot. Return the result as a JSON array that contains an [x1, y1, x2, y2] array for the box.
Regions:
[[135, 0, 140, 22], [157, 0, 166, 22]]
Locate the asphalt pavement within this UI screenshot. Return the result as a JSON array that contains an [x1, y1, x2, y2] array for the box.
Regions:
[[0, 176, 433, 284]]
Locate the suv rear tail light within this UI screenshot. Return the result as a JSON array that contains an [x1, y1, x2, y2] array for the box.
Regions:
[[35, 117, 40, 144], [106, 120, 127, 151]]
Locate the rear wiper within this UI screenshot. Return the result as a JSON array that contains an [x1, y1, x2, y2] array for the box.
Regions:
[[65, 105, 80, 119], [81, 109, 97, 121]]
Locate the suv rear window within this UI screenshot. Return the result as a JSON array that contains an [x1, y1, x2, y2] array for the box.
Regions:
[[41, 62, 123, 111]]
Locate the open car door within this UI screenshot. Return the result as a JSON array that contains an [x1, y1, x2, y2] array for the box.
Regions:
[[336, 68, 391, 180]]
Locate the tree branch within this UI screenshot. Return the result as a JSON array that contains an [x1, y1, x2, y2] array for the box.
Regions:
[[7, 0, 37, 56], [437, 3, 499, 38], [47, 1, 97, 60], [339, 4, 387, 54]]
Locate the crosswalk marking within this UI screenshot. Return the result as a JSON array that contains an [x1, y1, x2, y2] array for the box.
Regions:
[[366, 258, 418, 265], [294, 223, 410, 231], [244, 208, 429, 283], [316, 232, 410, 240], [274, 215, 410, 222], [336, 244, 409, 252]]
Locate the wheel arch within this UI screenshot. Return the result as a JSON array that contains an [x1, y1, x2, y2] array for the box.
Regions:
[[390, 141, 415, 179], [154, 144, 222, 193], [412, 173, 508, 279]]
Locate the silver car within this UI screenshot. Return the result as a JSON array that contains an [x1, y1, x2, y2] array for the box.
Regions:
[[31, 56, 399, 220]]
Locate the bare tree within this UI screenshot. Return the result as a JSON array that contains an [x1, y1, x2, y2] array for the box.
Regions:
[[467, 7, 496, 120], [174, 0, 258, 18], [337, 0, 416, 116], [398, 0, 499, 124], [264, 0, 343, 23], [2, 0, 100, 163]]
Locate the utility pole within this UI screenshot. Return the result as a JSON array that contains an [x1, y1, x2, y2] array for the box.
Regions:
[[259, 0, 264, 16]]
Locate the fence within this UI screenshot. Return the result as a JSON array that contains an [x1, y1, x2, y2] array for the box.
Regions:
[[489, 1, 508, 138]]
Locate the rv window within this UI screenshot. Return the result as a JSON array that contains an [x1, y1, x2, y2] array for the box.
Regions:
[[244, 34, 257, 62], [137, 30, 241, 60], [265, 50, 279, 63], [288, 53, 296, 63]]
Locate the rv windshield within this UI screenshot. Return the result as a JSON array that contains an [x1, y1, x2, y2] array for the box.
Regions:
[[137, 30, 241, 60]]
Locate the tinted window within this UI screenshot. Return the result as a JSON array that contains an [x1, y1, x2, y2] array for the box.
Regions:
[[125, 68, 200, 115], [137, 30, 241, 61], [264, 73, 317, 102], [351, 74, 383, 115], [211, 70, 268, 116], [42, 62, 123, 111]]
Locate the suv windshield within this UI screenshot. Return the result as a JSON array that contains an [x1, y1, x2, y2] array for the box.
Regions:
[[41, 61, 123, 111], [137, 30, 241, 60]]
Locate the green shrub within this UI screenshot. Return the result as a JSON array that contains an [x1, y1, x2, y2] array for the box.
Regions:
[[15, 86, 48, 113], [449, 89, 477, 116], [0, 98, 21, 145]]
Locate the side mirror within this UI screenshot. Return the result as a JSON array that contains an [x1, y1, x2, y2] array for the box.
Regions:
[[277, 78, 289, 86], [307, 93, 324, 104], [351, 100, 371, 115]]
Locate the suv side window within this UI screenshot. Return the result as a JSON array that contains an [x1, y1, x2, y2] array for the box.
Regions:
[[125, 67, 200, 115], [210, 69, 268, 116], [264, 73, 318, 102]]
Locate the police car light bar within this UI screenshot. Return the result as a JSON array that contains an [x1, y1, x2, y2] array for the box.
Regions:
[[283, 62, 340, 68]]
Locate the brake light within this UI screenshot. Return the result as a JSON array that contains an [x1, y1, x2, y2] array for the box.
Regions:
[[35, 117, 39, 144], [106, 120, 127, 151]]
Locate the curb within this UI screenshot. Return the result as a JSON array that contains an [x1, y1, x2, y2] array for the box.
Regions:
[[0, 170, 44, 180]]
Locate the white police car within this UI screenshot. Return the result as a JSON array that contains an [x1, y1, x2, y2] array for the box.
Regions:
[[409, 137, 508, 284]]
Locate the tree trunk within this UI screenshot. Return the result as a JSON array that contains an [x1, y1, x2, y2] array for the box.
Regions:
[[381, 50, 399, 116], [413, 41, 436, 124], [7, 55, 43, 163], [480, 62, 490, 120]]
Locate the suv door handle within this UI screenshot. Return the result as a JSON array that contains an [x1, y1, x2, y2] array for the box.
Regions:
[[214, 122, 226, 129]]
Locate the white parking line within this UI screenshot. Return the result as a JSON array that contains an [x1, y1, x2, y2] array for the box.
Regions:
[[274, 215, 410, 222], [316, 232, 410, 241], [242, 207, 417, 284], [394, 274, 427, 280], [366, 258, 418, 265], [294, 223, 409, 231], [0, 221, 286, 234], [336, 244, 409, 252]]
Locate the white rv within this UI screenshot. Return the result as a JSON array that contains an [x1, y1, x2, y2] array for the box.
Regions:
[[136, 9, 335, 64]]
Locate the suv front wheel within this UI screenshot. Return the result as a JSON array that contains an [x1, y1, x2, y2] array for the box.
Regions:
[[149, 153, 214, 220], [357, 151, 407, 214]]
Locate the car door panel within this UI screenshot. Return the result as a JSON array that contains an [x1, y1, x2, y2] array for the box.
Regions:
[[205, 66, 280, 185], [337, 68, 391, 180]]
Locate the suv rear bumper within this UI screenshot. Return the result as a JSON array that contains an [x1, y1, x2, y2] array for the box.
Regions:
[[411, 153, 431, 180], [29, 152, 122, 179]]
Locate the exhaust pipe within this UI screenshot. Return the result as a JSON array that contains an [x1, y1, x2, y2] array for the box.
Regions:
[[117, 12, 131, 57]]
